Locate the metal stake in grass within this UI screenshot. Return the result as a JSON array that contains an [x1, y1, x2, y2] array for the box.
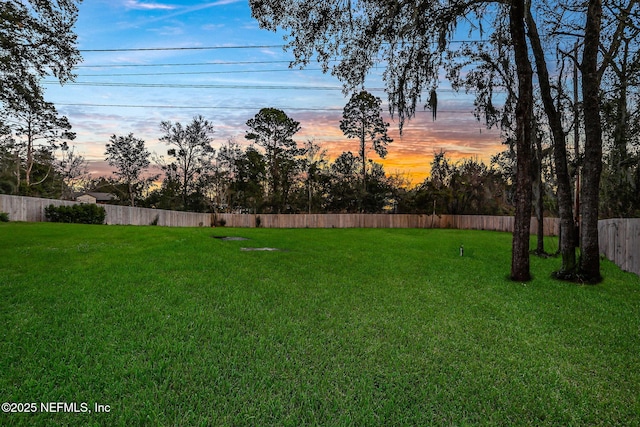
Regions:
[[460, 244, 464, 257]]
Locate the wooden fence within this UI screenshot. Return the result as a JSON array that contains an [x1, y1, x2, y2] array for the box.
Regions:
[[214, 213, 560, 236], [599, 218, 640, 277], [0, 194, 211, 227]]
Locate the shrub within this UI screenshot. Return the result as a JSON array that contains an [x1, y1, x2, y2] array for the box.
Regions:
[[45, 204, 106, 225], [0, 212, 9, 222]]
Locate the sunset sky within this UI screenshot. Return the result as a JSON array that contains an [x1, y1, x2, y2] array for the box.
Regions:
[[43, 0, 506, 185]]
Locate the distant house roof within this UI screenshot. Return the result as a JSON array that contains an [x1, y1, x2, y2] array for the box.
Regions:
[[76, 194, 96, 204], [75, 192, 118, 203]]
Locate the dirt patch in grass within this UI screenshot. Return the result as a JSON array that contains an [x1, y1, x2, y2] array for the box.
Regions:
[[212, 236, 250, 241], [240, 247, 284, 251]]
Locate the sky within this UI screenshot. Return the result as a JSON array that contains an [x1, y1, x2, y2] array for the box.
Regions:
[[43, 0, 506, 185]]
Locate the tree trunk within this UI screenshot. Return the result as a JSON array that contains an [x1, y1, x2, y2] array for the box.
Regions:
[[579, 0, 603, 283], [509, 0, 534, 281], [15, 150, 21, 194], [526, 7, 576, 274], [129, 182, 135, 207], [25, 120, 34, 188], [361, 122, 367, 194], [532, 128, 545, 254]]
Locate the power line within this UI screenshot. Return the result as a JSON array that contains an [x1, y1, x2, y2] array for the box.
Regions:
[[79, 45, 285, 52], [45, 81, 497, 95], [55, 103, 342, 111], [75, 68, 324, 77], [77, 40, 493, 53], [54, 102, 479, 114], [75, 60, 296, 68], [44, 81, 354, 91]]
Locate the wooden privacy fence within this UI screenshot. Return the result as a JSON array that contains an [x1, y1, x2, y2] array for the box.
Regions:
[[3, 194, 640, 276], [599, 218, 640, 277], [214, 213, 560, 236], [0, 195, 211, 227]]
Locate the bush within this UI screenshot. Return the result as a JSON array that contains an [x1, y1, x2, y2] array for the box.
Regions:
[[0, 212, 9, 222], [45, 204, 106, 225]]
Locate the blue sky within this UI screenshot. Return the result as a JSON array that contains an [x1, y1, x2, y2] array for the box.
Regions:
[[43, 0, 505, 183]]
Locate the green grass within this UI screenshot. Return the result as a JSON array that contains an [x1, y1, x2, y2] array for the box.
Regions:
[[1, 222, 639, 426]]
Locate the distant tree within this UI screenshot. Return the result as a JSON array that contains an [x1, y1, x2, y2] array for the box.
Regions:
[[212, 138, 244, 212], [105, 133, 155, 207], [1, 98, 75, 193], [231, 146, 267, 213], [300, 139, 328, 213], [58, 145, 88, 200], [141, 177, 181, 211], [328, 151, 360, 212], [159, 115, 216, 210], [245, 108, 301, 212], [0, 0, 81, 109], [340, 90, 392, 193], [417, 152, 510, 216], [361, 161, 392, 213]]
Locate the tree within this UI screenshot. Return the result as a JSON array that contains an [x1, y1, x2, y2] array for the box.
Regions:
[[328, 151, 360, 212], [0, 0, 81, 109], [105, 133, 155, 207], [58, 145, 88, 200], [231, 146, 267, 213], [300, 139, 328, 213], [1, 98, 75, 193], [245, 108, 301, 212], [579, 0, 604, 282], [159, 115, 216, 210], [507, 0, 535, 281], [525, 3, 578, 273], [340, 90, 393, 193]]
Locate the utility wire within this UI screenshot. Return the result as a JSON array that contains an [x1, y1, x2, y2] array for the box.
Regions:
[[45, 81, 498, 94], [55, 103, 342, 111], [76, 40, 499, 55], [54, 102, 479, 114], [75, 60, 297, 68], [44, 81, 350, 90], [79, 45, 286, 52], [75, 69, 325, 77]]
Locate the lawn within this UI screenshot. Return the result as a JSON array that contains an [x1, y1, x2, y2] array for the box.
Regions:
[[1, 222, 639, 426]]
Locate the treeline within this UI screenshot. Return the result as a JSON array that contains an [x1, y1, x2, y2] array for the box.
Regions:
[[2, 107, 639, 218]]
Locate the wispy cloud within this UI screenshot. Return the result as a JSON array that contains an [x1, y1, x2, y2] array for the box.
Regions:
[[121, 0, 245, 28], [124, 1, 177, 11]]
